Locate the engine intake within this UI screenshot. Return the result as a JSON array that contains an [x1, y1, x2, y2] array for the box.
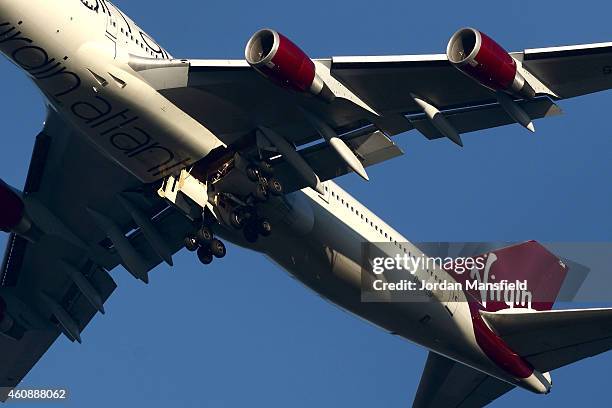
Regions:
[[245, 29, 333, 102], [447, 28, 534, 99]]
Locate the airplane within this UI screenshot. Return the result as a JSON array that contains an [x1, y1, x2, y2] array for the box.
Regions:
[[1, 0, 612, 406]]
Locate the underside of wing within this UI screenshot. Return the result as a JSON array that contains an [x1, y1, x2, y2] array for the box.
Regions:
[[0, 110, 195, 400], [523, 42, 612, 98], [125, 31, 612, 188]]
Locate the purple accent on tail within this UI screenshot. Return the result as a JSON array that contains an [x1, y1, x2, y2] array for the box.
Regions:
[[456, 241, 568, 312], [469, 302, 534, 379], [460, 241, 568, 378]]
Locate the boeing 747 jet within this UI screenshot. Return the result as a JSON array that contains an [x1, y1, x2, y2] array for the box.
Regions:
[[1, 1, 612, 406]]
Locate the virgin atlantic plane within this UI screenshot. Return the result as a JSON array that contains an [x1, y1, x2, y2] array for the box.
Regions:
[[1, 1, 612, 406]]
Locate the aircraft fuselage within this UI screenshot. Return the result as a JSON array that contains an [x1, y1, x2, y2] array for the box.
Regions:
[[0, 0, 551, 396]]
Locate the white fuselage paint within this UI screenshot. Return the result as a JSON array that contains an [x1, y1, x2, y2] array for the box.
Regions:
[[0, 0, 223, 183], [0, 0, 544, 394], [219, 182, 538, 390]]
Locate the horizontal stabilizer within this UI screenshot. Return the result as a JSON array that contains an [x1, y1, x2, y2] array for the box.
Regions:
[[482, 307, 612, 373]]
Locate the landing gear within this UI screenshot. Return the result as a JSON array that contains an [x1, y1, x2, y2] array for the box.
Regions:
[[246, 165, 260, 182], [258, 218, 272, 237], [267, 178, 283, 196], [243, 160, 283, 201], [230, 210, 247, 229], [210, 238, 226, 258], [239, 216, 272, 243], [184, 234, 199, 252], [197, 246, 213, 265], [186, 222, 228, 265], [254, 184, 269, 202], [195, 225, 213, 243]]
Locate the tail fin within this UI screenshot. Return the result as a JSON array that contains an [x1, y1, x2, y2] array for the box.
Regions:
[[482, 308, 612, 373], [462, 241, 568, 312]]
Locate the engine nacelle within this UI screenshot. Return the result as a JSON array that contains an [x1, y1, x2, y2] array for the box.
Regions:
[[245, 29, 334, 102], [447, 28, 535, 99], [0, 179, 26, 233], [0, 179, 41, 243]]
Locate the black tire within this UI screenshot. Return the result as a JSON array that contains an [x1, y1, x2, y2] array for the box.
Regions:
[[184, 234, 199, 252], [258, 219, 272, 237], [197, 246, 213, 265], [254, 184, 269, 202], [210, 239, 227, 258], [196, 225, 213, 243], [230, 210, 246, 229], [243, 225, 259, 243], [268, 178, 283, 196], [246, 165, 259, 182]]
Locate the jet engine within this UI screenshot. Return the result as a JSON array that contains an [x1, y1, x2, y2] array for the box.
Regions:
[[0, 179, 40, 241], [0, 179, 27, 233], [245, 29, 334, 102], [447, 27, 535, 99]]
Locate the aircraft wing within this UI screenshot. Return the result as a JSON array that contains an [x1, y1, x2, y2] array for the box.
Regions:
[[122, 40, 612, 187], [413, 352, 515, 408], [132, 40, 612, 156], [482, 308, 612, 373], [0, 110, 192, 400]]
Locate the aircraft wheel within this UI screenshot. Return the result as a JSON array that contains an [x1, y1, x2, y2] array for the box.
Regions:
[[246, 165, 260, 182], [197, 246, 214, 265], [211, 239, 227, 258], [184, 234, 199, 252], [196, 225, 213, 244], [268, 178, 283, 196], [258, 219, 272, 237], [254, 184, 269, 202]]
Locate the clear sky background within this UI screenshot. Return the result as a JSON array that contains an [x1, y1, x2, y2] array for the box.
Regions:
[[1, 0, 612, 407]]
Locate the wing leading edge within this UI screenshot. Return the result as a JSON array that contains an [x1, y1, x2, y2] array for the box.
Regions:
[[116, 38, 612, 187]]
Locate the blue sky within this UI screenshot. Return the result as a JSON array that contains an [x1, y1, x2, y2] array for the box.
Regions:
[[1, 0, 612, 406]]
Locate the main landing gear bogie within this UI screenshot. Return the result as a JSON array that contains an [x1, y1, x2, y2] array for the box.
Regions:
[[244, 161, 284, 203], [229, 206, 272, 244], [242, 217, 272, 243], [185, 224, 227, 266]]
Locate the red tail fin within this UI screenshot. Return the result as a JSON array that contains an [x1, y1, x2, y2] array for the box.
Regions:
[[461, 241, 568, 312]]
